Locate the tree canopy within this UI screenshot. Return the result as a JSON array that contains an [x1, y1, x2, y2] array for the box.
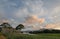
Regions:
[[0, 22, 12, 28], [16, 24, 24, 30]]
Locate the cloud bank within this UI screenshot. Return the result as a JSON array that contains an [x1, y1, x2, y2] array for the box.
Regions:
[[0, 0, 60, 29]]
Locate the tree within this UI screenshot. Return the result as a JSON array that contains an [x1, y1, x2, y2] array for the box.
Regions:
[[16, 24, 24, 30], [0, 22, 12, 28]]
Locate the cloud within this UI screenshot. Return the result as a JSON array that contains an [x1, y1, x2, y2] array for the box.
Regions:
[[7, 0, 60, 30], [45, 23, 60, 30], [48, 6, 60, 23], [0, 0, 60, 29], [0, 6, 6, 24], [0, 0, 47, 27], [13, 0, 47, 18], [0, 19, 9, 25], [0, 18, 19, 28], [24, 15, 45, 25], [53, 7, 60, 13]]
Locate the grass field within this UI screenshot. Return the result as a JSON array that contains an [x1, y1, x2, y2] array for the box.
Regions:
[[1, 32, 60, 39]]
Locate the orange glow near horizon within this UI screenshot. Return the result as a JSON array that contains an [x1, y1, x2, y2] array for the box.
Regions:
[[25, 15, 45, 24]]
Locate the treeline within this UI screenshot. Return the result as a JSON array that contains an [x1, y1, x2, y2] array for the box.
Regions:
[[29, 29, 60, 34], [1, 22, 60, 34], [0, 22, 24, 32]]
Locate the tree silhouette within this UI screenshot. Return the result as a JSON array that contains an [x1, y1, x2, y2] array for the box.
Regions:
[[16, 24, 24, 30], [0, 22, 12, 28]]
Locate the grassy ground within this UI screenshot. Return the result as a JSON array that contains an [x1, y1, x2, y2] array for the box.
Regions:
[[1, 32, 60, 39]]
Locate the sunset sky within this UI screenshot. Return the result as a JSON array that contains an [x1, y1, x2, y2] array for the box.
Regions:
[[0, 0, 60, 29]]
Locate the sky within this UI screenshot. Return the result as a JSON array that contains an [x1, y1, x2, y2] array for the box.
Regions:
[[0, 0, 60, 29]]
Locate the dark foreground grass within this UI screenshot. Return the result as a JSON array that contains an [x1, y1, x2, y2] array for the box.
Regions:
[[1, 32, 60, 39], [0, 32, 6, 39]]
